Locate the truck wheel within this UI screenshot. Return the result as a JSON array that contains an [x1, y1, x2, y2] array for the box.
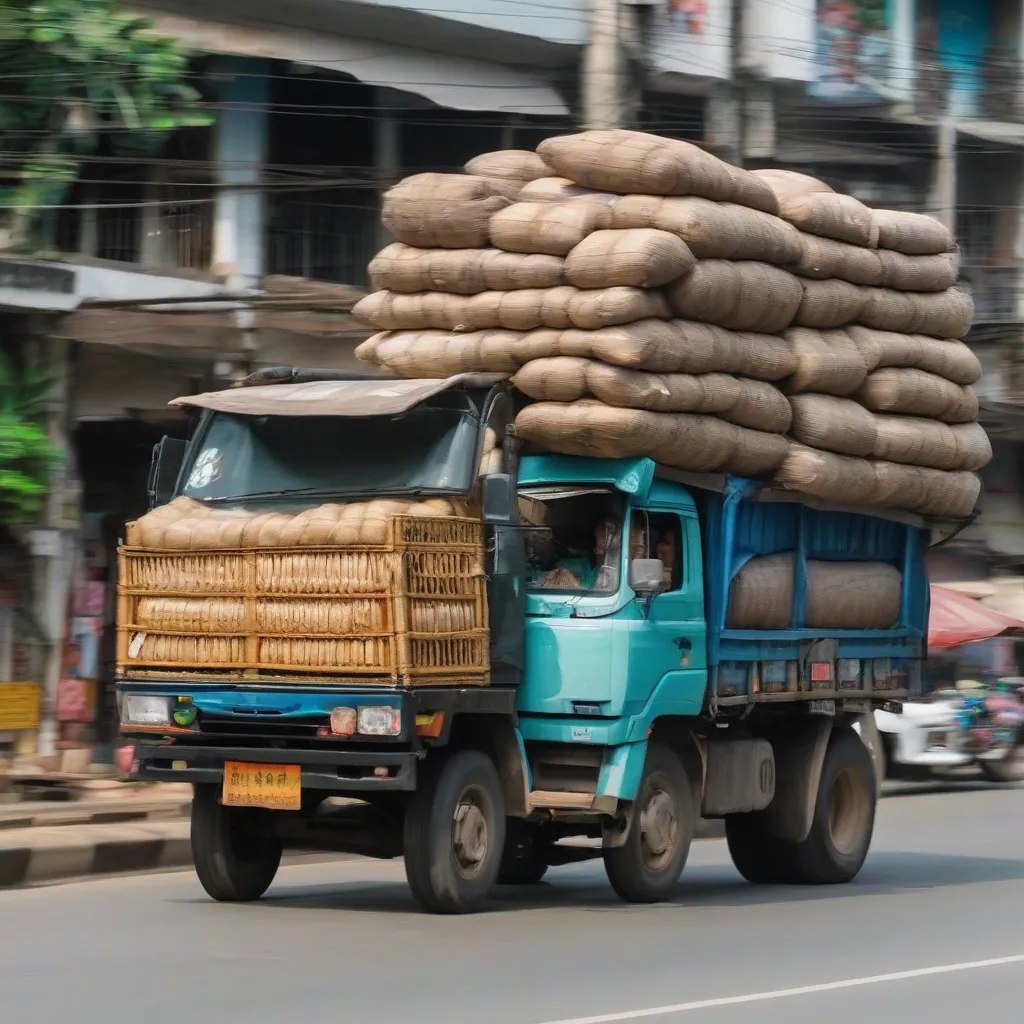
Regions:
[[190, 785, 283, 902], [725, 814, 796, 885], [790, 725, 877, 885], [497, 819, 551, 885], [603, 742, 693, 903], [403, 749, 506, 914]]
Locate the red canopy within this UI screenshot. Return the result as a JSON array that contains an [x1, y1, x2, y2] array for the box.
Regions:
[[929, 585, 1024, 649]]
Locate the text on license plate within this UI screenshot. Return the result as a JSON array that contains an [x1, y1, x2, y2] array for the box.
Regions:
[[223, 761, 301, 811]]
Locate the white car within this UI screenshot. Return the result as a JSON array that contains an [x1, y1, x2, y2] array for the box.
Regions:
[[874, 688, 1024, 783]]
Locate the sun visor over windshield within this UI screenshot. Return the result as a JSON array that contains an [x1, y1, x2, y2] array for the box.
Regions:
[[169, 374, 507, 417]]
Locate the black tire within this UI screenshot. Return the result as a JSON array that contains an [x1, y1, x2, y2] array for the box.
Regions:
[[403, 749, 506, 914], [603, 741, 694, 903], [497, 819, 551, 885], [789, 726, 877, 885], [978, 741, 1024, 784], [190, 785, 283, 902], [725, 813, 797, 885]]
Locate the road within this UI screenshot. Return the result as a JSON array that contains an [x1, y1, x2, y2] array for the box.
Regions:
[[2, 782, 1022, 1024]]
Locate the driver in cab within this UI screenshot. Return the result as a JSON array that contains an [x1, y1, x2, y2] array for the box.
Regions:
[[528, 517, 621, 591]]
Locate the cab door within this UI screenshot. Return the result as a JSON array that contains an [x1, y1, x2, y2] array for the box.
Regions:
[[625, 508, 708, 719]]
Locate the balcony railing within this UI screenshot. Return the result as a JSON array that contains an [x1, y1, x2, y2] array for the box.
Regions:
[[266, 196, 379, 288]]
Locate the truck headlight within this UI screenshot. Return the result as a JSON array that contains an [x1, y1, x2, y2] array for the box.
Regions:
[[122, 695, 173, 726], [357, 706, 401, 737]]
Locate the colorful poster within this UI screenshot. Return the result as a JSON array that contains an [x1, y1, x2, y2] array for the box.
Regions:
[[666, 0, 707, 34], [808, 0, 892, 102]]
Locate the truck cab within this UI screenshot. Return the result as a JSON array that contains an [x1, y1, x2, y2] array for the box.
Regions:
[[117, 370, 925, 912]]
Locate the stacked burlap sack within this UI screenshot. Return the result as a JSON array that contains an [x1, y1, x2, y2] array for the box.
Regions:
[[354, 130, 989, 519]]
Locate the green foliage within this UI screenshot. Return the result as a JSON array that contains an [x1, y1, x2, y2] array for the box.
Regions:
[[0, 353, 60, 525], [0, 0, 211, 242]]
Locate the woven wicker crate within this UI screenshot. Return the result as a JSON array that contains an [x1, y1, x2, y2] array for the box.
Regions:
[[117, 516, 488, 686]]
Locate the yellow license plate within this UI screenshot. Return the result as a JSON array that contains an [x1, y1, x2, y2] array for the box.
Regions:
[[222, 761, 301, 811]]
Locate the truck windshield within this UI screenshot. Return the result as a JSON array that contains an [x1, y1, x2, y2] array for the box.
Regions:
[[179, 401, 479, 503], [521, 489, 628, 595]]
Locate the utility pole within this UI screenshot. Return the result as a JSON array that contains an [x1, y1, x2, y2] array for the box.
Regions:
[[582, 0, 624, 129]]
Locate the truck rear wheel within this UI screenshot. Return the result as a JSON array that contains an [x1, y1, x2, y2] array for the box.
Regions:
[[403, 749, 506, 914], [730, 726, 876, 887], [603, 742, 693, 903], [725, 814, 796, 885], [191, 785, 283, 902], [794, 725, 876, 884]]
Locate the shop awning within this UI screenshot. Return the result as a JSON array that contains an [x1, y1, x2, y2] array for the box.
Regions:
[[929, 585, 1024, 649]]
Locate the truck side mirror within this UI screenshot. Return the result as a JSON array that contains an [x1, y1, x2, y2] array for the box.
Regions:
[[480, 473, 515, 525], [147, 437, 187, 510], [629, 558, 664, 594]]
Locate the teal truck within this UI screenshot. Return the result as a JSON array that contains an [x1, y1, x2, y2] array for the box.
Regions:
[[116, 369, 926, 913]]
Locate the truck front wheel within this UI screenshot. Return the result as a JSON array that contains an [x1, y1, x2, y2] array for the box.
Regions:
[[603, 742, 694, 903], [191, 785, 283, 901], [403, 749, 506, 914]]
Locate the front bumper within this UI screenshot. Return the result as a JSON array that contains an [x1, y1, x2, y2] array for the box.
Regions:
[[126, 742, 418, 792]]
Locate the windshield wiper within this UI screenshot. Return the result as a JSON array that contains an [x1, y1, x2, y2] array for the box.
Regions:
[[197, 488, 341, 503], [195, 486, 432, 504]]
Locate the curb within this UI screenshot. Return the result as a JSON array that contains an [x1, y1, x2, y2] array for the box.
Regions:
[[0, 834, 192, 889], [0, 801, 192, 832]]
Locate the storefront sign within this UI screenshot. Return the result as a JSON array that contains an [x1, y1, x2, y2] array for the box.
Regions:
[[0, 684, 42, 731], [56, 677, 95, 723]]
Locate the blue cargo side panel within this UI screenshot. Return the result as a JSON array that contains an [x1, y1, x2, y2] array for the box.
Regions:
[[702, 479, 928, 666]]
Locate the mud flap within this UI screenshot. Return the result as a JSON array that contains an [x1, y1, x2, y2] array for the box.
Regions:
[[761, 716, 834, 844]]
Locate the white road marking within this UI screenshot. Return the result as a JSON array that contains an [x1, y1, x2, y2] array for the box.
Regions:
[[536, 954, 1024, 1023]]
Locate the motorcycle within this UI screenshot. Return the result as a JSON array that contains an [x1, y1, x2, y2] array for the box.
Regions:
[[954, 685, 1024, 783]]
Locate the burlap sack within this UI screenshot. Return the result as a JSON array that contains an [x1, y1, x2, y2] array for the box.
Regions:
[[857, 287, 974, 338], [793, 279, 866, 329], [565, 228, 696, 288], [877, 249, 958, 292], [794, 233, 884, 286], [726, 552, 901, 630], [360, 319, 798, 380], [381, 173, 519, 249], [785, 327, 868, 396], [609, 195, 803, 265], [490, 201, 612, 256], [788, 394, 878, 458], [368, 243, 566, 294], [131, 498, 460, 551], [517, 177, 609, 203], [464, 150, 553, 184], [664, 260, 803, 333], [750, 169, 834, 204], [857, 368, 979, 423], [514, 400, 790, 475], [872, 415, 992, 472], [846, 326, 981, 385], [537, 130, 779, 213], [511, 357, 792, 431], [872, 209, 954, 256], [354, 286, 669, 332], [771, 191, 877, 247], [775, 444, 980, 519]]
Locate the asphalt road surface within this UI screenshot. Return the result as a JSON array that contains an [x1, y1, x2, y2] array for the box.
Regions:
[[3, 781, 1023, 1024]]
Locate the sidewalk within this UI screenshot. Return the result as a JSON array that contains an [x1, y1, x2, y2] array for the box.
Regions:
[[0, 785, 193, 831]]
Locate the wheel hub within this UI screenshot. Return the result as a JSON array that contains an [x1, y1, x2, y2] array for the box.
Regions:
[[453, 800, 488, 870], [640, 789, 676, 859]]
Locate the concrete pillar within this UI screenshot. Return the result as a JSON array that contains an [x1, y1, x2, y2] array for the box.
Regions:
[[140, 163, 167, 269], [25, 330, 78, 759], [212, 56, 270, 290], [706, 84, 742, 166], [929, 120, 957, 234], [374, 88, 403, 250]]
